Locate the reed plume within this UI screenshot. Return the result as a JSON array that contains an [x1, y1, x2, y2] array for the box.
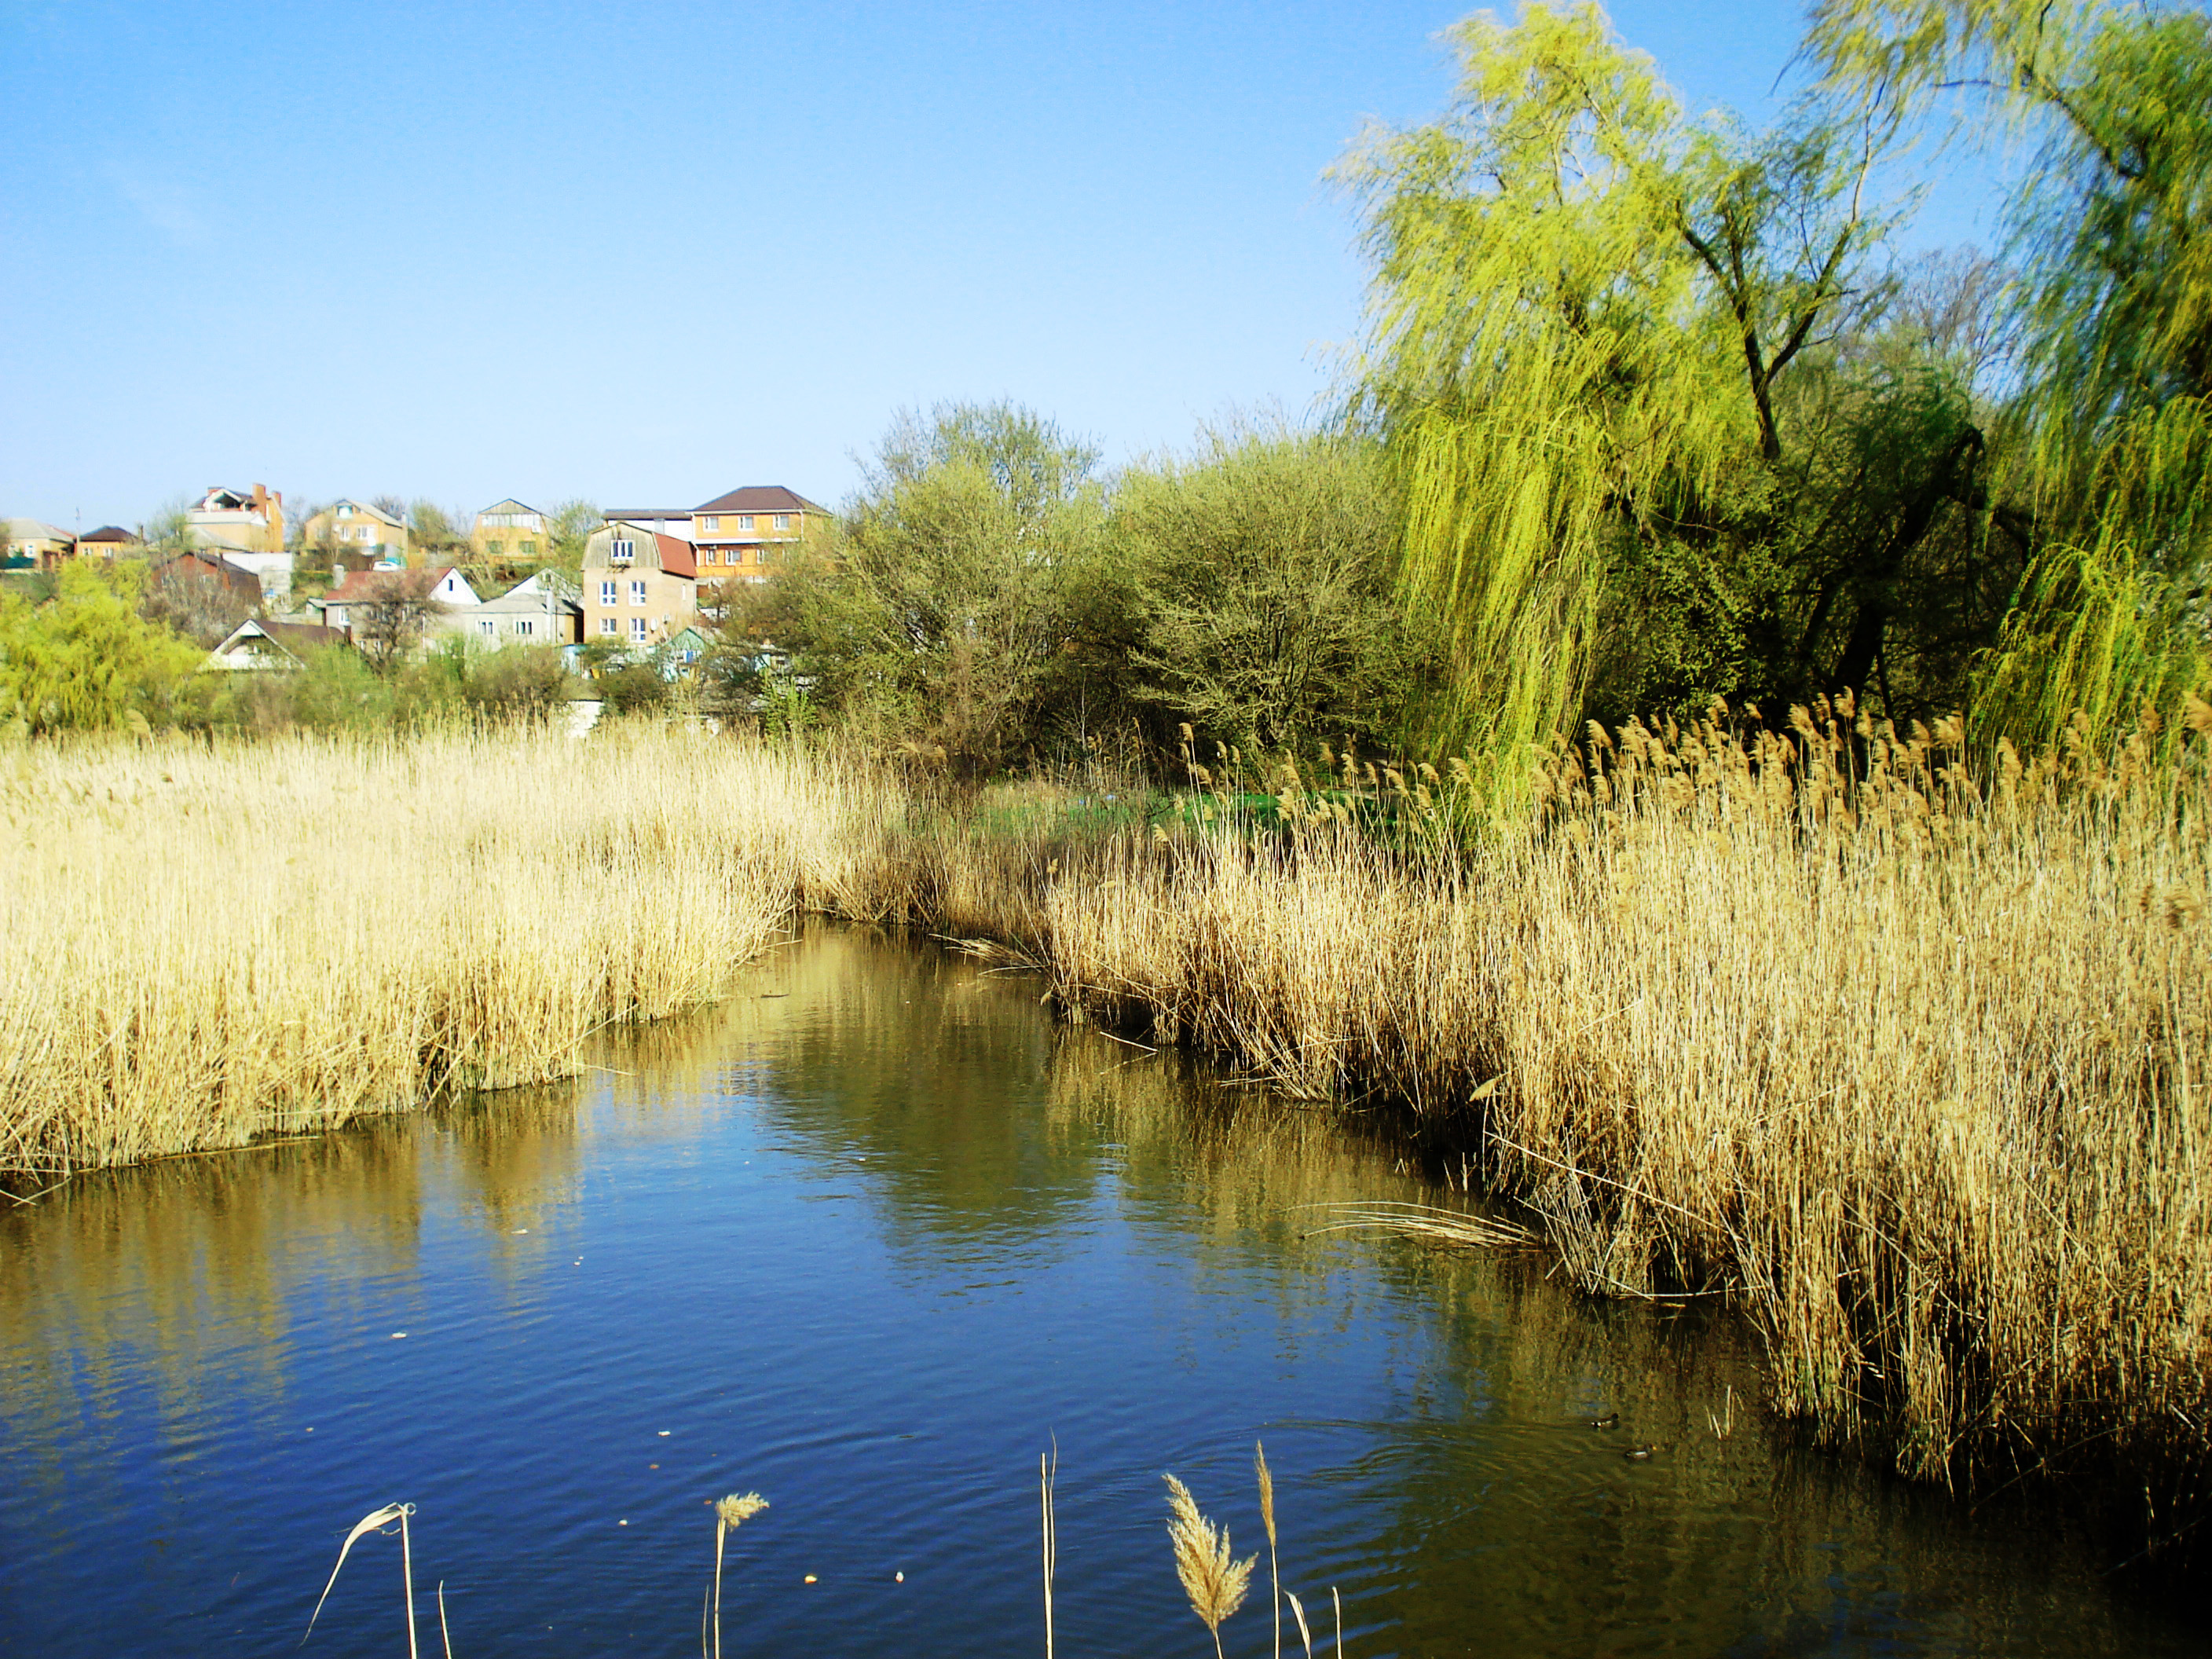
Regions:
[[1255, 1440, 1280, 1659], [1164, 1473, 1254, 1659], [711, 1492, 768, 1659]]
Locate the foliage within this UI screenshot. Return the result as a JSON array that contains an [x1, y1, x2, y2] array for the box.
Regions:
[[460, 645, 573, 723], [0, 562, 205, 734], [1807, 0, 2212, 742], [1334, 2, 1903, 770], [771, 401, 1119, 775], [1115, 427, 1438, 752]]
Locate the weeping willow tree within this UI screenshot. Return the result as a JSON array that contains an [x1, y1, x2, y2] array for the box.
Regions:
[[1809, 0, 2212, 743], [1335, 3, 1900, 772]]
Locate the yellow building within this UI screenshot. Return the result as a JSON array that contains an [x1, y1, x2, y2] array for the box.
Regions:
[[302, 500, 411, 561], [471, 499, 548, 563], [75, 526, 147, 560], [688, 485, 831, 585], [580, 522, 697, 648]]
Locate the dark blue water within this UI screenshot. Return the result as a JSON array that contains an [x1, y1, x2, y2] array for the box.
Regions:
[[0, 928, 2200, 1657]]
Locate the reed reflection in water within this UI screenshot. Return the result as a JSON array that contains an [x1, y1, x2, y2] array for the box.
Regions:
[[0, 926, 2196, 1657]]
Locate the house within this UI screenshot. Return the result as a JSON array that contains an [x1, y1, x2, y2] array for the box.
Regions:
[[76, 526, 146, 560], [149, 548, 264, 603], [308, 566, 481, 639], [436, 572, 581, 647], [4, 518, 72, 569], [302, 500, 411, 562], [581, 522, 696, 647], [689, 486, 830, 586], [204, 617, 345, 671], [189, 485, 292, 598], [189, 485, 286, 554], [470, 500, 548, 563]]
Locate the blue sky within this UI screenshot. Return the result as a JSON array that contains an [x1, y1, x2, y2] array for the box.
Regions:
[[0, 2, 2008, 530]]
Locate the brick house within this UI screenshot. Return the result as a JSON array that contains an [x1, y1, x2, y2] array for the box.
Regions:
[[581, 522, 696, 648]]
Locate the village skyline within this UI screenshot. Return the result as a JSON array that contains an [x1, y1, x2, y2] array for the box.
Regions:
[[0, 0, 2011, 530]]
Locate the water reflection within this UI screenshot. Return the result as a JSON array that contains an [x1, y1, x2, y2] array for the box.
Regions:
[[0, 926, 2199, 1658]]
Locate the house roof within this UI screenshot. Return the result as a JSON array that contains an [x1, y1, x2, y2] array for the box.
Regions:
[[654, 532, 696, 579], [211, 617, 343, 664], [316, 566, 461, 606], [326, 498, 407, 529], [4, 518, 71, 542], [79, 525, 137, 544], [603, 507, 694, 522], [474, 498, 540, 518], [151, 549, 262, 592], [693, 485, 826, 516]]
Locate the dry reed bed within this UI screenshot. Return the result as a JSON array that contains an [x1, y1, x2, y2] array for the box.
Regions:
[[1038, 703, 2212, 1491], [0, 727, 914, 1178]]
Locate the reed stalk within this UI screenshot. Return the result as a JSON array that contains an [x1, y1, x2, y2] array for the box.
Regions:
[[711, 1492, 767, 1659]]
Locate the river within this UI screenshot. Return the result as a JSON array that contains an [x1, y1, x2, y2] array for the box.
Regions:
[[0, 927, 2200, 1657]]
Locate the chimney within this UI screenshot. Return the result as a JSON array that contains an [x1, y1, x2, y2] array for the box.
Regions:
[[251, 483, 268, 512]]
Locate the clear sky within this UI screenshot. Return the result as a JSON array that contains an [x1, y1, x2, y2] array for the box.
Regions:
[[0, 1, 2008, 530]]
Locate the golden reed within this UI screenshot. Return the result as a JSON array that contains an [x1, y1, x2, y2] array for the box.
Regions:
[[1036, 695, 2212, 1492]]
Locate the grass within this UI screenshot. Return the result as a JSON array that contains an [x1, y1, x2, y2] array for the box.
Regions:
[[6, 701, 2210, 1518]]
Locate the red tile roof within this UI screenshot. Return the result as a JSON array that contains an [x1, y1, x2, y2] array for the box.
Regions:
[[692, 485, 826, 515], [654, 532, 696, 579], [320, 566, 454, 604]]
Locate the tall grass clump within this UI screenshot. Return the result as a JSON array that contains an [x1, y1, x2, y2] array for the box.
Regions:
[[0, 725, 917, 1180], [1036, 697, 2212, 1496]]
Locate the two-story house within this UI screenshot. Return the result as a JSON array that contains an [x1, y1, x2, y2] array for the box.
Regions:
[[303, 500, 412, 562], [471, 500, 548, 563], [689, 485, 830, 585], [580, 522, 696, 648]]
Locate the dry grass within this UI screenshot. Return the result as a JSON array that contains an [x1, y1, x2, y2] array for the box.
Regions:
[[1037, 698, 2212, 1493], [0, 725, 916, 1179]]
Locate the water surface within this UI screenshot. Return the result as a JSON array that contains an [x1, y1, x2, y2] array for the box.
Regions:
[[0, 928, 2199, 1657]]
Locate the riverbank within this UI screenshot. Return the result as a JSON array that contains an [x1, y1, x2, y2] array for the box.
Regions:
[[0, 727, 914, 1177], [5, 713, 2207, 1542]]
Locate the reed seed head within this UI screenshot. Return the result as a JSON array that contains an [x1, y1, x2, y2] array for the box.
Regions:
[[1164, 1474, 1254, 1635], [716, 1492, 767, 1531]]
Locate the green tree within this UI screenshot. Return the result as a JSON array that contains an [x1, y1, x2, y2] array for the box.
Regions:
[[1334, 2, 1906, 767], [1808, 0, 2212, 740], [778, 401, 1119, 774], [0, 562, 204, 734], [1115, 427, 1437, 753]]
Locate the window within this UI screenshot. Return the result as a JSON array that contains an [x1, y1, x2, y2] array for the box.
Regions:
[[630, 616, 648, 642], [599, 580, 617, 604], [521, 540, 537, 557], [610, 537, 635, 562], [774, 513, 792, 531], [486, 540, 504, 558], [599, 617, 618, 635], [629, 580, 646, 605], [737, 515, 754, 530], [478, 619, 496, 638], [337, 504, 353, 518], [516, 617, 534, 637], [701, 515, 720, 532]]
